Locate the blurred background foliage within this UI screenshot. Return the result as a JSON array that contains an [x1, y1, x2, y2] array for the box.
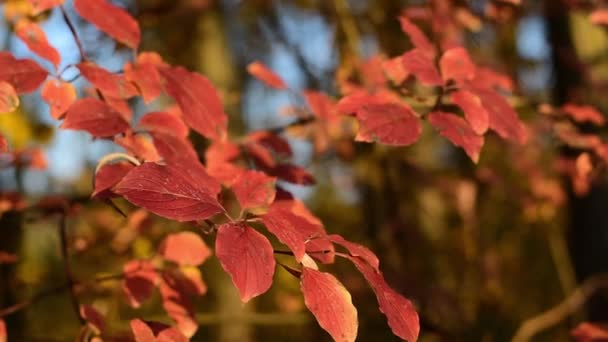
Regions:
[[1, 0, 608, 341]]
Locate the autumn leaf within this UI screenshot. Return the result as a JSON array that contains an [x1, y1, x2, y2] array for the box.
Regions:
[[139, 111, 189, 138], [0, 82, 19, 114], [15, 20, 61, 69], [231, 170, 276, 211], [74, 0, 140, 49], [246, 131, 292, 157], [571, 322, 608, 341], [402, 49, 442, 86], [77, 62, 138, 99], [471, 87, 527, 144], [124, 52, 166, 103], [160, 66, 227, 141], [428, 111, 484, 163], [328, 234, 379, 270], [439, 47, 476, 84], [300, 267, 358, 342], [92, 161, 134, 199], [382, 56, 410, 85], [0, 52, 47, 93], [122, 260, 159, 308], [562, 104, 605, 126], [80, 305, 105, 333], [262, 204, 327, 262], [130, 319, 188, 342], [114, 162, 224, 222], [398, 16, 434, 56], [216, 222, 276, 302], [27, 0, 64, 15], [61, 98, 129, 137], [0, 134, 7, 153], [41, 79, 76, 119], [160, 232, 211, 266], [247, 61, 288, 90], [160, 269, 204, 337], [115, 133, 160, 162], [265, 164, 315, 185], [590, 9, 608, 26], [451, 89, 489, 135], [349, 257, 419, 342], [355, 103, 422, 146], [0, 319, 6, 342]]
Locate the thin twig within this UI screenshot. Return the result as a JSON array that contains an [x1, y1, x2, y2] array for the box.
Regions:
[[58, 213, 85, 325], [60, 5, 86, 61], [512, 274, 608, 342]]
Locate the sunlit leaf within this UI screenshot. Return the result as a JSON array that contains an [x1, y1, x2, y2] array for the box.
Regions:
[[74, 0, 140, 49]]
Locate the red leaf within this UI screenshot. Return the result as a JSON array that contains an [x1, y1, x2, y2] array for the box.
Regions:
[[439, 47, 476, 84], [80, 305, 105, 333], [92, 161, 134, 199], [77, 62, 138, 99], [473, 67, 514, 92], [0, 319, 6, 342], [0, 135, 7, 153], [355, 103, 422, 146], [61, 98, 129, 137], [139, 111, 189, 138], [114, 162, 224, 222], [15, 20, 60, 69], [27, 0, 64, 15], [471, 87, 527, 144], [428, 111, 484, 163], [74, 0, 140, 49], [0, 52, 47, 93], [246, 131, 292, 157], [247, 61, 287, 90], [336, 90, 401, 115], [115, 133, 160, 162], [398, 16, 434, 56], [160, 270, 202, 337], [402, 49, 442, 86], [150, 133, 221, 196], [304, 90, 335, 120], [130, 319, 188, 342], [451, 89, 489, 135], [160, 66, 227, 140], [231, 170, 276, 210], [124, 52, 165, 103], [261, 205, 326, 262], [572, 322, 608, 341], [41, 79, 76, 119], [0, 82, 19, 113], [300, 267, 358, 342], [350, 257, 419, 342], [562, 104, 605, 126], [265, 164, 315, 185], [122, 260, 159, 308], [590, 9, 608, 26], [328, 234, 379, 270], [160, 232, 211, 266], [216, 222, 276, 302], [382, 56, 410, 85]]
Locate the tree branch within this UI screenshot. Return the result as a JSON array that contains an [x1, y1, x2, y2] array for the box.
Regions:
[[512, 274, 608, 342]]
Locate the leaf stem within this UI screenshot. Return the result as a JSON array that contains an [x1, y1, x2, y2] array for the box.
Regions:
[[60, 5, 87, 62]]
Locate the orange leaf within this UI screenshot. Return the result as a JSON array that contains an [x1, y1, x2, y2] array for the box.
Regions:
[[301, 267, 358, 342], [451, 89, 489, 135], [247, 61, 287, 89], [562, 104, 605, 126], [15, 19, 61, 69], [159, 232, 211, 266], [77, 62, 138, 99], [74, 0, 140, 49], [27, 0, 64, 15], [0, 82, 19, 113], [41, 79, 76, 119]]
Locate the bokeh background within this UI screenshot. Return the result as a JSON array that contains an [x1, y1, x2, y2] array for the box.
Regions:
[[1, 0, 608, 341]]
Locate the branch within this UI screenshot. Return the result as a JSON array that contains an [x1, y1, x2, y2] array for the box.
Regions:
[[512, 274, 608, 342], [58, 213, 85, 325], [60, 5, 86, 62]]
